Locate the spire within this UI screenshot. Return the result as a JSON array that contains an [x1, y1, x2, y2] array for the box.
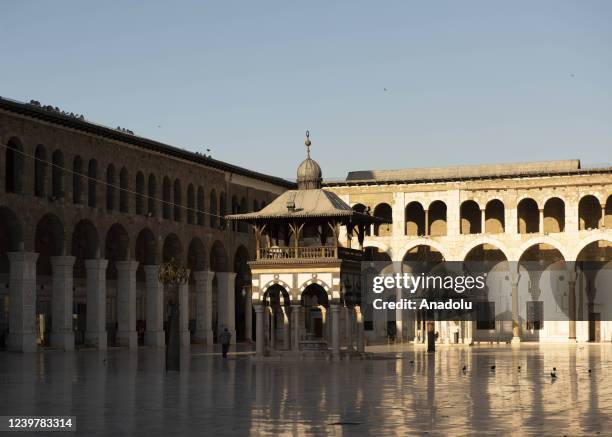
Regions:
[[305, 130, 311, 158], [296, 130, 322, 190]]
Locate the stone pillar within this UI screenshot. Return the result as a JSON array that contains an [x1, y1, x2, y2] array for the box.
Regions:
[[178, 280, 190, 350], [319, 305, 327, 343], [116, 260, 139, 349], [216, 272, 236, 344], [144, 265, 164, 347], [424, 209, 429, 236], [85, 258, 108, 349], [51, 256, 76, 351], [355, 306, 365, 353], [510, 270, 521, 344], [7, 251, 38, 353], [567, 264, 577, 341], [345, 306, 353, 351], [331, 304, 341, 356], [539, 209, 544, 233], [291, 304, 301, 352], [281, 305, 290, 350], [245, 289, 253, 341], [601, 205, 606, 229], [193, 271, 214, 345], [481, 209, 486, 233], [254, 304, 265, 357]]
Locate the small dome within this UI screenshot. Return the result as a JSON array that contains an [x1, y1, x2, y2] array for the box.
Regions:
[[297, 157, 322, 190]]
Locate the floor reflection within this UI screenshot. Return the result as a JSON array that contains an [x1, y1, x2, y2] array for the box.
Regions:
[[1, 344, 611, 435]]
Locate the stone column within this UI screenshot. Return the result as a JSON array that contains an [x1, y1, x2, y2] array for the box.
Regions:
[[291, 303, 301, 352], [424, 209, 429, 236], [510, 270, 521, 344], [193, 271, 214, 345], [51, 255, 76, 351], [216, 272, 236, 344], [355, 306, 365, 353], [331, 304, 341, 357], [481, 209, 486, 233], [601, 205, 606, 229], [116, 260, 139, 349], [567, 264, 577, 341], [539, 209, 544, 233], [7, 251, 38, 353], [144, 265, 164, 347], [319, 305, 327, 343], [245, 289, 253, 341], [254, 304, 265, 357], [85, 258, 108, 349], [345, 306, 354, 351], [178, 279, 190, 350]]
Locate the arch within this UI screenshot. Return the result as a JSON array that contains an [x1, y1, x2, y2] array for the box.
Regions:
[[579, 195, 601, 231], [104, 223, 129, 279], [5, 137, 24, 194], [463, 243, 509, 264], [147, 174, 156, 217], [300, 282, 330, 303], [517, 197, 539, 234], [173, 179, 182, 222], [187, 237, 206, 272], [71, 219, 99, 278], [135, 228, 157, 282], [405, 201, 425, 236], [72, 156, 83, 204], [51, 149, 64, 199], [458, 237, 512, 262], [187, 184, 195, 224], [402, 244, 446, 264], [106, 164, 116, 210], [606, 194, 612, 229], [0, 207, 23, 274], [209, 189, 217, 228], [87, 159, 97, 208], [34, 144, 47, 197], [543, 197, 565, 233], [571, 234, 612, 262], [517, 237, 569, 262], [210, 240, 228, 272], [428, 200, 447, 236], [162, 176, 171, 219], [219, 192, 226, 229], [162, 233, 183, 263], [35, 213, 65, 276], [197, 186, 204, 226], [135, 171, 145, 215], [460, 200, 481, 234], [239, 197, 248, 232], [484, 199, 505, 234], [373, 203, 392, 236], [398, 240, 449, 262], [119, 167, 129, 213]]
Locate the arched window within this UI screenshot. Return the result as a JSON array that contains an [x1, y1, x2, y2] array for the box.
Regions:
[[187, 184, 195, 224], [373, 203, 392, 236], [162, 177, 171, 219], [219, 192, 226, 229], [210, 189, 217, 227], [148, 174, 156, 217], [543, 197, 565, 233], [135, 172, 145, 215], [460, 200, 481, 234], [119, 167, 129, 213], [517, 198, 539, 234], [34, 145, 47, 197], [484, 199, 505, 233], [428, 200, 447, 236], [87, 159, 97, 207], [106, 164, 115, 210], [51, 150, 64, 199], [197, 187, 204, 226], [173, 179, 182, 222], [73, 156, 82, 204], [405, 202, 425, 236], [5, 138, 24, 194], [578, 195, 601, 230]]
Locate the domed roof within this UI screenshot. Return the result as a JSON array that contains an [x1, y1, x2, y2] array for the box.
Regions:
[[297, 131, 322, 190]]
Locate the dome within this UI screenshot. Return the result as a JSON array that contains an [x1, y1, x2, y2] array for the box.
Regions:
[[297, 156, 322, 189], [297, 132, 322, 189]]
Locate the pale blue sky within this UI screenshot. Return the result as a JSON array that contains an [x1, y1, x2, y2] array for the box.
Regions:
[[1, 1, 611, 179]]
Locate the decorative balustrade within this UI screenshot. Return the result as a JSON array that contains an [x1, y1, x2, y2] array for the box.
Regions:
[[257, 246, 362, 261]]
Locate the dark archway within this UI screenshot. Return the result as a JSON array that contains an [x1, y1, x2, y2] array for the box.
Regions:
[[51, 150, 64, 199], [373, 203, 392, 236], [104, 223, 129, 280], [579, 195, 601, 231], [517, 198, 539, 234], [485, 199, 505, 234], [429, 200, 447, 236], [0, 207, 23, 275], [5, 137, 24, 194], [543, 197, 565, 233], [162, 233, 183, 263], [460, 200, 481, 234], [35, 214, 65, 276], [405, 202, 425, 236], [135, 228, 157, 281], [71, 220, 99, 279]]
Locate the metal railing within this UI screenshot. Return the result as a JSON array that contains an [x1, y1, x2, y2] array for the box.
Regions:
[[257, 246, 362, 261]]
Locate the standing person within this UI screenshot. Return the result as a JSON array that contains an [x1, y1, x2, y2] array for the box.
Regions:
[[219, 328, 232, 358]]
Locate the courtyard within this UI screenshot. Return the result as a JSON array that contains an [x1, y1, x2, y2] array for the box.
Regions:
[[1, 344, 611, 436]]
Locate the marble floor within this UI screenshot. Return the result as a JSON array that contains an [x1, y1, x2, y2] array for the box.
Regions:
[[1, 344, 611, 436]]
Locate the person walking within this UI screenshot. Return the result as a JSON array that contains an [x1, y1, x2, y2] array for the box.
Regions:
[[219, 328, 232, 358]]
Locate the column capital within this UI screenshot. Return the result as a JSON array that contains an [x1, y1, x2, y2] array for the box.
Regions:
[[253, 304, 265, 313], [216, 271, 237, 280], [193, 270, 215, 282], [116, 259, 139, 272], [50, 255, 76, 268], [85, 258, 108, 269], [7, 251, 39, 264]]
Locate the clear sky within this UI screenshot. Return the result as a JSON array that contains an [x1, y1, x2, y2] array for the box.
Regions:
[[1, 1, 611, 180]]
